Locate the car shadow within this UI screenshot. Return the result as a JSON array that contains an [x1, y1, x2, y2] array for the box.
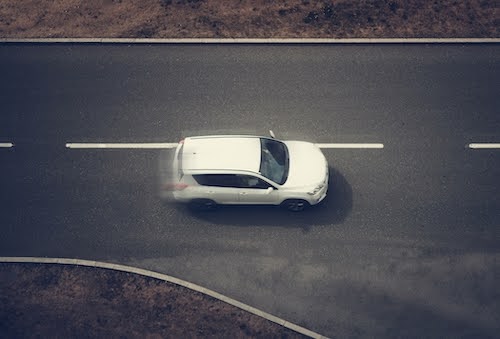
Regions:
[[181, 166, 353, 230]]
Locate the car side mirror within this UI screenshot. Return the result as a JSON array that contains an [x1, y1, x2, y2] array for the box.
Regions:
[[266, 187, 274, 194]]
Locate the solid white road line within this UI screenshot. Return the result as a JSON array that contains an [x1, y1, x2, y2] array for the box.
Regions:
[[0, 142, 14, 148], [1, 38, 500, 44], [315, 143, 384, 149], [469, 143, 500, 149], [66, 143, 178, 149]]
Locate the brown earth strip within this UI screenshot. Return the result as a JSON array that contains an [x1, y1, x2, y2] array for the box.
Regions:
[[0, 0, 498, 39], [0, 263, 309, 338]]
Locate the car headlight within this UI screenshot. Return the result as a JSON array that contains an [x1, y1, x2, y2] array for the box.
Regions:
[[307, 183, 324, 195]]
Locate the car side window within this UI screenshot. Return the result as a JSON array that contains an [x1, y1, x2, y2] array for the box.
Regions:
[[192, 174, 239, 187], [236, 175, 271, 189]]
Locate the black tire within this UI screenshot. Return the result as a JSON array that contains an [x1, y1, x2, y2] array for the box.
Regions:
[[281, 199, 309, 212], [189, 199, 218, 211]]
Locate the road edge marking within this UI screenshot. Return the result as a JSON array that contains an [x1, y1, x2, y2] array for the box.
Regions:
[[468, 143, 500, 149], [0, 38, 499, 44], [0, 256, 329, 339]]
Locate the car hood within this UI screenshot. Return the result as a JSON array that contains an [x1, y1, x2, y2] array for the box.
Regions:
[[282, 141, 328, 188]]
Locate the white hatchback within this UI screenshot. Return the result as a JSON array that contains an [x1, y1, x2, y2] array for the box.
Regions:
[[160, 133, 329, 211]]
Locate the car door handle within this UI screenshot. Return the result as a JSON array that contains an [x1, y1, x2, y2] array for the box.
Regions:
[[239, 192, 247, 195], [206, 191, 215, 194]]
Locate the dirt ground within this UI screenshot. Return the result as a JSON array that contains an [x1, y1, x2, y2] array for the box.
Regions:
[[0, 263, 308, 338], [0, 0, 498, 38]]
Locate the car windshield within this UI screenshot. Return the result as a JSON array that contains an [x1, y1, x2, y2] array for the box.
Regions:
[[259, 138, 289, 185]]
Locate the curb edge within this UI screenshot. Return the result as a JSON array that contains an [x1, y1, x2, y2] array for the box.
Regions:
[[0, 38, 499, 44]]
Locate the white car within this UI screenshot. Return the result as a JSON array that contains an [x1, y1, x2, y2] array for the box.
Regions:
[[160, 133, 328, 211]]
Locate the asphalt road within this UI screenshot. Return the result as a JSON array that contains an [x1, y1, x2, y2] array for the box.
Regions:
[[1, 43, 499, 338]]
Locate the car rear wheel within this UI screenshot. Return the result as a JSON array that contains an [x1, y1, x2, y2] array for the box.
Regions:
[[189, 199, 218, 211], [281, 199, 309, 212]]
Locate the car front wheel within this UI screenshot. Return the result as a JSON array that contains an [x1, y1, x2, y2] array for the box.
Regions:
[[281, 199, 309, 212]]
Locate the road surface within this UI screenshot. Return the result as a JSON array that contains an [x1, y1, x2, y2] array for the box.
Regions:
[[1, 43, 499, 338]]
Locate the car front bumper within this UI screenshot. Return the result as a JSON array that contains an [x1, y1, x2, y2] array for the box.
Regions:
[[307, 170, 329, 205]]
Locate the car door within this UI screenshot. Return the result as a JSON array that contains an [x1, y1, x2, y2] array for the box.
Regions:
[[192, 174, 240, 204], [235, 174, 279, 205]]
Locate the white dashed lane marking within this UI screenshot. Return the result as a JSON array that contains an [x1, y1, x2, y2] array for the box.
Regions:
[[315, 143, 384, 149], [468, 143, 500, 149], [8, 142, 500, 150], [65, 143, 178, 149]]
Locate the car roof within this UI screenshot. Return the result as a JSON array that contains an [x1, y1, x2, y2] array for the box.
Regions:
[[181, 136, 262, 173]]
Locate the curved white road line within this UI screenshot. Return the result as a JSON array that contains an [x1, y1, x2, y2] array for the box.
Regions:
[[0, 38, 499, 44], [0, 256, 328, 339]]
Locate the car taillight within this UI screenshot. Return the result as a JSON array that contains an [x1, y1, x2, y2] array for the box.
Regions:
[[174, 183, 188, 190], [163, 183, 189, 191], [179, 139, 184, 144]]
